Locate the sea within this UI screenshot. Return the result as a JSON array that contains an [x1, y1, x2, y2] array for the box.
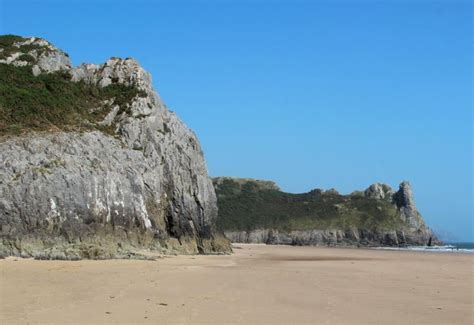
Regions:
[[376, 242, 474, 253]]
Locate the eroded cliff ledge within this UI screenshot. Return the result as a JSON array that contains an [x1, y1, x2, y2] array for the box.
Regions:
[[0, 35, 230, 259], [213, 177, 439, 247]]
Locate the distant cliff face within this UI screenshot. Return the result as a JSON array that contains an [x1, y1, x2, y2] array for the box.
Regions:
[[0, 35, 230, 259], [213, 177, 439, 247]]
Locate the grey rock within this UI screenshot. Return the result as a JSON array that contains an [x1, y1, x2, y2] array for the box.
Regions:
[[0, 37, 230, 258], [364, 183, 394, 200], [393, 181, 425, 230], [71, 58, 154, 92]]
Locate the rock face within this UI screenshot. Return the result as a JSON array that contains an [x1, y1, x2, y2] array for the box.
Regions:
[[393, 181, 425, 229], [0, 36, 230, 258], [214, 177, 439, 247], [224, 227, 433, 247]]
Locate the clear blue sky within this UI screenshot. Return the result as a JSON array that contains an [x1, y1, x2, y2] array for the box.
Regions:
[[1, 0, 472, 241]]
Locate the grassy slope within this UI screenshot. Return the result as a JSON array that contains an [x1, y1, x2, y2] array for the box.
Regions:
[[214, 178, 407, 233], [0, 64, 145, 136], [0, 34, 146, 136]]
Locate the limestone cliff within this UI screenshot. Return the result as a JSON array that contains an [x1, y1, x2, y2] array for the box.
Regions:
[[0, 35, 230, 259], [213, 177, 439, 247]]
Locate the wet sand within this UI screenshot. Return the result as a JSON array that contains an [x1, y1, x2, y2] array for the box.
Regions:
[[1, 244, 473, 324]]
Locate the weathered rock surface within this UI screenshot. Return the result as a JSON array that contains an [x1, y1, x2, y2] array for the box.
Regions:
[[214, 177, 439, 247], [224, 227, 432, 247], [0, 36, 230, 259]]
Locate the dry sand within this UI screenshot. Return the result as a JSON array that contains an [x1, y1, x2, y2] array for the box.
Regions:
[[1, 244, 473, 324]]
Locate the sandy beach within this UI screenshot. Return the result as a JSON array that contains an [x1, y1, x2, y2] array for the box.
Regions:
[[1, 244, 472, 324]]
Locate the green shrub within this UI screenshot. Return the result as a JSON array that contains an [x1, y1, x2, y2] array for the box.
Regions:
[[18, 54, 35, 63], [0, 34, 26, 47], [0, 63, 146, 136]]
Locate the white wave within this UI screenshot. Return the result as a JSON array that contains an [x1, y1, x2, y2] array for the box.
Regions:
[[373, 245, 474, 253]]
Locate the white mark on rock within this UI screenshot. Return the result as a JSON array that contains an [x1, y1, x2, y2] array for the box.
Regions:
[[137, 195, 152, 229], [47, 198, 64, 224]]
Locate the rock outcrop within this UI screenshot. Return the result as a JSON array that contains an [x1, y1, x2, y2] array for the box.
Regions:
[[213, 177, 439, 247], [213, 177, 280, 191], [0, 35, 230, 259], [0, 36, 72, 75]]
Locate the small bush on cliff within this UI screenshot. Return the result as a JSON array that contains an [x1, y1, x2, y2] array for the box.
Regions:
[[0, 63, 146, 136], [0, 34, 26, 48], [18, 54, 35, 63]]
